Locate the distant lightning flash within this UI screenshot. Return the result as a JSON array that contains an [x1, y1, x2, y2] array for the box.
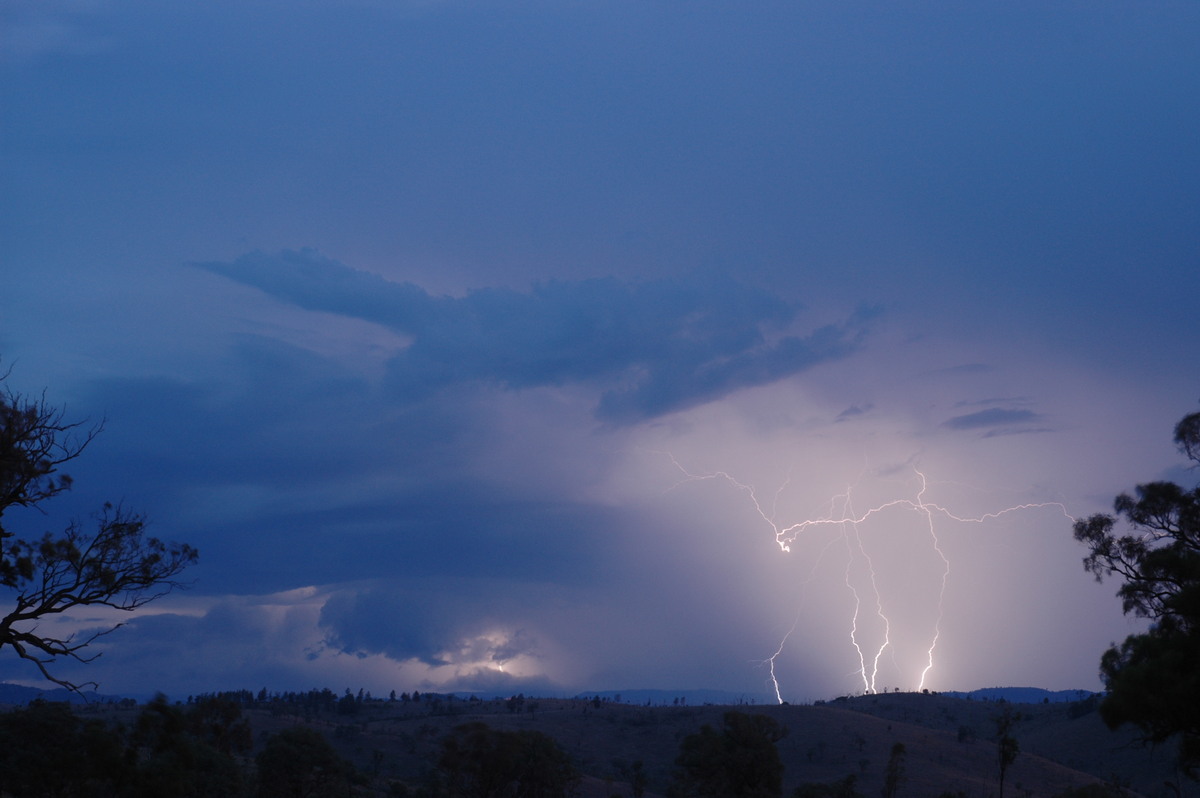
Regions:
[[665, 455, 1074, 702], [840, 491, 891, 695]]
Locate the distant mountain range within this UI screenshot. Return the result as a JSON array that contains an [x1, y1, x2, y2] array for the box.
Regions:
[[939, 687, 1098, 704], [575, 688, 775, 706], [578, 686, 1099, 707], [1, 681, 1096, 708], [0, 682, 126, 706]]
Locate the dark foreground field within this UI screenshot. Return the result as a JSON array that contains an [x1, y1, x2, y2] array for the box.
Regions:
[[151, 692, 1200, 796], [6, 690, 1192, 798]]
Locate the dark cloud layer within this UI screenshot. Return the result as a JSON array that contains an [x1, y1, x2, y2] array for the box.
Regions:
[[65, 365, 629, 596], [943, 407, 1042, 432], [944, 408, 1041, 430], [197, 250, 871, 422], [317, 583, 542, 668]]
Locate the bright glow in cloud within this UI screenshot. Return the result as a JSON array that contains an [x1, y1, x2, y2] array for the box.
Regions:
[[661, 457, 1080, 700]]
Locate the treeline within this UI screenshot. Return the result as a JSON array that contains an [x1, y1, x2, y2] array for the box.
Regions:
[[183, 687, 529, 722], [0, 695, 1137, 798], [187, 687, 445, 707], [0, 693, 578, 798], [0, 695, 369, 798], [183, 687, 637, 722]]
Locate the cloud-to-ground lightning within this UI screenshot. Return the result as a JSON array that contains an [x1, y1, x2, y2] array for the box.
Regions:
[[664, 455, 1075, 702]]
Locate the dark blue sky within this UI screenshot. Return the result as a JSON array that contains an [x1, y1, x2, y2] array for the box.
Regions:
[[2, 0, 1198, 701]]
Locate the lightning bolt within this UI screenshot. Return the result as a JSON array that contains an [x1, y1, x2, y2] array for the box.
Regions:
[[764, 619, 795, 706], [913, 471, 948, 692], [841, 490, 891, 693], [664, 455, 1074, 702], [761, 530, 843, 704]]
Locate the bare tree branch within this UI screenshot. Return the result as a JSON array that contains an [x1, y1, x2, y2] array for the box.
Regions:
[[1, 367, 198, 692]]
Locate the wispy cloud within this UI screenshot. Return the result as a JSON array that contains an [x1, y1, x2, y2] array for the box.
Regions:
[[836, 403, 874, 422], [943, 407, 1043, 431], [195, 249, 873, 423], [953, 396, 1033, 408]]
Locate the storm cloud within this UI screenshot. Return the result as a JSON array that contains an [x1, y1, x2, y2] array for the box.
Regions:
[[197, 250, 871, 422]]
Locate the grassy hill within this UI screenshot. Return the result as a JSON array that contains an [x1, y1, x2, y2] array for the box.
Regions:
[[177, 690, 1186, 798], [9, 686, 1189, 797]]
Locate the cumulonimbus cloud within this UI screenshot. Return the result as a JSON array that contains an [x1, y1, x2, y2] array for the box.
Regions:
[[194, 249, 875, 422]]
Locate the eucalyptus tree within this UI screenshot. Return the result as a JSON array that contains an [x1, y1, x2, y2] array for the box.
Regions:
[[1073, 408, 1200, 776], [0, 368, 197, 690]]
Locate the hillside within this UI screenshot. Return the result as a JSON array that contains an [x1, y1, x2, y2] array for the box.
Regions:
[[8, 685, 1190, 797], [168, 690, 1188, 798]]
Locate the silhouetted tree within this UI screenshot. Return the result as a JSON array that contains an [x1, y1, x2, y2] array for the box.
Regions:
[[0, 370, 198, 690], [256, 726, 358, 798], [187, 694, 254, 757], [122, 694, 247, 797], [881, 743, 905, 798], [1073, 407, 1200, 776], [630, 759, 649, 798], [337, 690, 360, 715], [437, 721, 579, 798], [0, 699, 127, 796], [672, 711, 787, 798], [995, 707, 1020, 798]]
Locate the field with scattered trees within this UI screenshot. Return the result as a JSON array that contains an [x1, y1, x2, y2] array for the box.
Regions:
[[0, 687, 1190, 797]]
